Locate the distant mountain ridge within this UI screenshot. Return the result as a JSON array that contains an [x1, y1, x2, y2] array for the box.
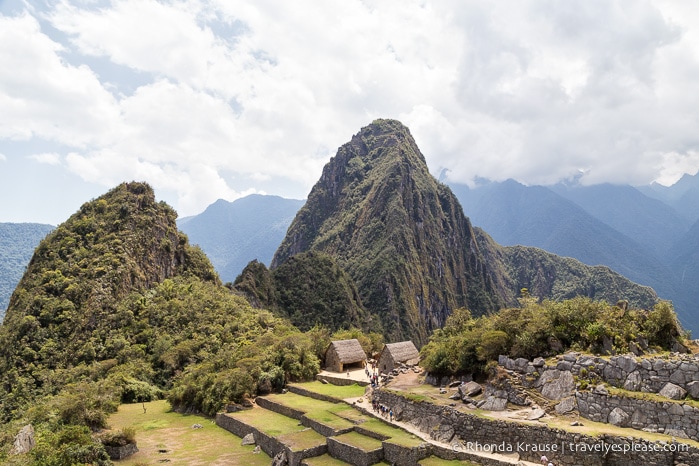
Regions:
[[450, 179, 698, 334], [0, 222, 54, 322], [178, 194, 304, 283]]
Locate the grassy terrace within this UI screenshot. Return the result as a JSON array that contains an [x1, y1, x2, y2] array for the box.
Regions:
[[333, 431, 383, 450], [265, 392, 424, 447], [277, 428, 328, 451], [291, 380, 366, 399], [229, 406, 308, 437], [108, 400, 270, 465]]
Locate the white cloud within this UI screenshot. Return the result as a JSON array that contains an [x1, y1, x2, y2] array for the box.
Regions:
[[3, 0, 699, 222], [0, 14, 121, 147], [29, 153, 61, 165]]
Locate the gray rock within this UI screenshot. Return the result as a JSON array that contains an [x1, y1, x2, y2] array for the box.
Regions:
[[540, 370, 576, 400], [616, 355, 638, 374], [608, 407, 630, 427], [458, 381, 482, 398], [687, 381, 699, 399], [431, 424, 455, 443], [528, 408, 546, 420], [555, 397, 576, 414], [562, 353, 579, 362], [253, 445, 261, 454], [532, 357, 546, 367], [659, 382, 687, 400], [629, 340, 644, 356], [556, 360, 573, 371], [241, 433, 255, 445], [672, 338, 690, 354], [665, 427, 689, 439], [448, 392, 461, 400], [272, 449, 288, 466], [478, 396, 508, 411], [623, 371, 642, 391], [10, 425, 35, 455], [593, 384, 609, 395]]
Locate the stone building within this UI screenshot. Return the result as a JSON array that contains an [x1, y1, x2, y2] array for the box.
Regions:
[[378, 341, 419, 373], [324, 339, 367, 373]]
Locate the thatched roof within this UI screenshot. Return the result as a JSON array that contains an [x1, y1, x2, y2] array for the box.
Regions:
[[326, 339, 367, 364], [383, 341, 419, 364]]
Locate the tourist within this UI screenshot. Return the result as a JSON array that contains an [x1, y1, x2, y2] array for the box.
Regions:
[[389, 409, 393, 422], [540, 455, 548, 465]]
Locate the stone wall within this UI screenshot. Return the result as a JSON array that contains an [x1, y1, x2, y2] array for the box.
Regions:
[[499, 353, 699, 396], [577, 391, 699, 441], [288, 384, 344, 403], [373, 390, 699, 466], [215, 413, 326, 466], [316, 374, 369, 387], [104, 443, 138, 460], [382, 440, 430, 465], [254, 396, 304, 420], [326, 436, 384, 466]]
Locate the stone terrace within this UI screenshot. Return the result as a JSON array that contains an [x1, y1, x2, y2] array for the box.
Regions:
[[215, 381, 535, 465]]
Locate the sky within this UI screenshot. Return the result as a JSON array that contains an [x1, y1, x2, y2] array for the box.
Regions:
[[2, 0, 699, 225]]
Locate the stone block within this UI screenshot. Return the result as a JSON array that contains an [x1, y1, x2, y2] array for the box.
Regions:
[[608, 407, 630, 427], [659, 382, 687, 400]]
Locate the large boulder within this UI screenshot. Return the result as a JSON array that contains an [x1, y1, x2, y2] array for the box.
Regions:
[[687, 381, 699, 399], [540, 370, 576, 400], [478, 396, 508, 411], [659, 382, 687, 400], [608, 407, 630, 427], [458, 381, 482, 398]]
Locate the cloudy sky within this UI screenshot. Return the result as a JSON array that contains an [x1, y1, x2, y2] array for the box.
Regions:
[[2, 0, 699, 225]]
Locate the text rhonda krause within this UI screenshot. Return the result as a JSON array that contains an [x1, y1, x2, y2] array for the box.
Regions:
[[462, 441, 689, 454]]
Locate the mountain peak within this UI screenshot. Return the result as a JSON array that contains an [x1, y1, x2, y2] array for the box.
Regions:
[[273, 120, 503, 344]]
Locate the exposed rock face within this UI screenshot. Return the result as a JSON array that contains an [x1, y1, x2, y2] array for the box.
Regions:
[[10, 424, 35, 455]]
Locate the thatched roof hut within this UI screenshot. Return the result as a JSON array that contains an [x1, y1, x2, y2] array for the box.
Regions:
[[324, 339, 367, 373], [378, 341, 419, 373]]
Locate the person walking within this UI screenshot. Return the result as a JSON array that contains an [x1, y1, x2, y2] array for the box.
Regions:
[[389, 409, 393, 422], [540, 455, 548, 465]]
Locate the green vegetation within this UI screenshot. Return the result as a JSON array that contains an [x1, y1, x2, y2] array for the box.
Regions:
[[421, 293, 686, 376], [333, 431, 383, 450], [290, 381, 366, 399], [0, 183, 319, 465], [234, 251, 376, 333]]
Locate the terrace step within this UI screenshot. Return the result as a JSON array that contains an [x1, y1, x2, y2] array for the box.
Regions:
[[327, 431, 384, 466]]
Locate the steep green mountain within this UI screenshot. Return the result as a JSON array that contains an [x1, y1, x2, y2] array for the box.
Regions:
[[178, 195, 304, 283], [0, 182, 318, 464], [474, 230, 658, 309], [0, 223, 54, 321], [234, 251, 374, 332], [271, 120, 655, 345]]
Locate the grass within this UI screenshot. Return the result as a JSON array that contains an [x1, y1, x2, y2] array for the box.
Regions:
[[277, 428, 327, 451], [107, 400, 270, 466], [227, 407, 306, 436], [265, 393, 357, 430], [359, 418, 423, 447], [333, 431, 383, 450], [292, 381, 366, 399]]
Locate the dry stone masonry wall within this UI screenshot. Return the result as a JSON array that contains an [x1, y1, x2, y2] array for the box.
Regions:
[[373, 389, 699, 466]]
